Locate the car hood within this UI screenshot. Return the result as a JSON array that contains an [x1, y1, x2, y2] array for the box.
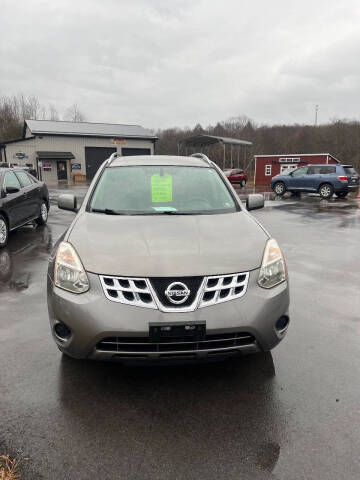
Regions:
[[68, 212, 268, 277]]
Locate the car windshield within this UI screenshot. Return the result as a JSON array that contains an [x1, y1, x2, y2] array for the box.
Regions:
[[89, 165, 237, 215], [223, 170, 233, 175]]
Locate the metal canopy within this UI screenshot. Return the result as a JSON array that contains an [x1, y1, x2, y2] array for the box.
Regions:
[[178, 134, 253, 170], [36, 151, 75, 160], [179, 134, 252, 147]]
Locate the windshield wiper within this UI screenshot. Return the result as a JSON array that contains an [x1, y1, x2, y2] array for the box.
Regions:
[[91, 209, 206, 216], [91, 208, 125, 215], [157, 211, 198, 215]]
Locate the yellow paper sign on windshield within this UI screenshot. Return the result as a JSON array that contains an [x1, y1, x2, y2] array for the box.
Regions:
[[151, 174, 172, 203]]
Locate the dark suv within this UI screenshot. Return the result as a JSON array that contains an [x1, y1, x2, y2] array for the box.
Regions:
[[271, 164, 359, 199]]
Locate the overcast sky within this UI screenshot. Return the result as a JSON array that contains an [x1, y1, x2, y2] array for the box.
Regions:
[[1, 0, 360, 130]]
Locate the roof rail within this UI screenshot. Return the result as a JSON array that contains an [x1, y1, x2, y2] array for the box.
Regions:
[[190, 153, 212, 166], [107, 152, 120, 164]]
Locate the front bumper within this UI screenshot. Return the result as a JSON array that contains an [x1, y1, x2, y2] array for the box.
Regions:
[[47, 270, 290, 362]]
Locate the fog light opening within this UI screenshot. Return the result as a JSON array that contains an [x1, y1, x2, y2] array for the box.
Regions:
[[54, 321, 72, 341], [275, 315, 289, 333]]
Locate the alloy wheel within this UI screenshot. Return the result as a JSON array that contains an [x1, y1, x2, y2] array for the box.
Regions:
[[41, 203, 48, 222], [320, 186, 331, 197], [0, 219, 7, 245], [275, 183, 284, 194]]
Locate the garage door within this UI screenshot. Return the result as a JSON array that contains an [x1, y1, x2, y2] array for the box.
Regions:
[[85, 147, 117, 181], [121, 148, 151, 156]]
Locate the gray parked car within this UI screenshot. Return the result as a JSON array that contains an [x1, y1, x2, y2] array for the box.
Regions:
[[47, 154, 290, 363]]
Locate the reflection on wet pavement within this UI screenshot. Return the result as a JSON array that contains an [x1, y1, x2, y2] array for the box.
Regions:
[[263, 195, 360, 229], [56, 352, 280, 478], [0, 224, 53, 291]]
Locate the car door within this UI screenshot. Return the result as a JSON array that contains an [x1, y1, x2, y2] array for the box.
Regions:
[[2, 171, 29, 228], [230, 169, 239, 182], [306, 166, 322, 191], [15, 170, 40, 219], [319, 165, 336, 187], [238, 170, 246, 182], [227, 170, 236, 182], [287, 166, 308, 190]]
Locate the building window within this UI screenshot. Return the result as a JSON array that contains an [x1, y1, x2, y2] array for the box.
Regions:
[[281, 164, 298, 174], [265, 165, 272, 176], [279, 157, 300, 163]]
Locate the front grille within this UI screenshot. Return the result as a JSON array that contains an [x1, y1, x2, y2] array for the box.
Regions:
[[99, 276, 157, 309], [99, 271, 249, 312], [96, 332, 256, 354], [198, 273, 249, 307], [149, 276, 203, 308]]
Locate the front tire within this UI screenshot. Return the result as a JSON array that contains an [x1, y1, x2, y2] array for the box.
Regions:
[[0, 215, 9, 248], [273, 182, 286, 196], [319, 183, 334, 200], [240, 179, 246, 188], [36, 201, 48, 225]]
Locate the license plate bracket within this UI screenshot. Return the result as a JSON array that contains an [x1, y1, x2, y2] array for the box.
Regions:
[[149, 321, 206, 342]]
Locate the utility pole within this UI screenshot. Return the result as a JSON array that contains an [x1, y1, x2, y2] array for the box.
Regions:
[[314, 105, 319, 126]]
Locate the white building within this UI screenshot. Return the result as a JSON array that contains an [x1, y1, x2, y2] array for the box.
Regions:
[[0, 120, 157, 184]]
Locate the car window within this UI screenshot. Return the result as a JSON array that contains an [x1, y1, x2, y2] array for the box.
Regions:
[[308, 166, 322, 175], [343, 166, 357, 175], [319, 166, 336, 174], [292, 167, 308, 176], [90, 166, 238, 215], [16, 170, 33, 187], [4, 171, 22, 190]]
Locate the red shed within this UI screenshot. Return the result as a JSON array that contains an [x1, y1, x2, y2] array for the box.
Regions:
[[254, 153, 340, 186]]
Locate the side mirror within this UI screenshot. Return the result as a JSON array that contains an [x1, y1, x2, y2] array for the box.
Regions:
[[246, 194, 264, 211], [6, 186, 20, 194], [58, 194, 78, 212]]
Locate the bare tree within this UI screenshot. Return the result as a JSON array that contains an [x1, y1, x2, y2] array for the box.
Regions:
[[64, 103, 86, 122], [0, 95, 22, 141], [48, 104, 60, 121], [17, 94, 40, 120], [0, 94, 63, 141]]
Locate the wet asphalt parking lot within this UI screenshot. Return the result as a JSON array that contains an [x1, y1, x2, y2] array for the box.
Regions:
[[1, 186, 360, 479]]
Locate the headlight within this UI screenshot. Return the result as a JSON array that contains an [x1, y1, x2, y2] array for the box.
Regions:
[[54, 242, 89, 293], [258, 238, 286, 289]]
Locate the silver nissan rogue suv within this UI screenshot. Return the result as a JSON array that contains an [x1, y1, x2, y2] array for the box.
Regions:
[[47, 154, 290, 363]]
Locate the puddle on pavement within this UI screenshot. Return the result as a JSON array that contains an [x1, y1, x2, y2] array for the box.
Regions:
[[0, 224, 53, 292]]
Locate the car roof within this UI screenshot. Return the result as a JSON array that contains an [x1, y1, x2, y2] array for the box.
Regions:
[[306, 164, 355, 167], [110, 155, 211, 168], [306, 164, 338, 167], [0, 167, 26, 172]]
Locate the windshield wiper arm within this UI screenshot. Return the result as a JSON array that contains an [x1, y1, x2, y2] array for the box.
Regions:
[[91, 208, 124, 215], [156, 211, 205, 215]]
